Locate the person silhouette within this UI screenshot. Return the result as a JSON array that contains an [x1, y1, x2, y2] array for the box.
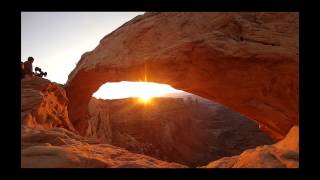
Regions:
[[23, 57, 34, 78]]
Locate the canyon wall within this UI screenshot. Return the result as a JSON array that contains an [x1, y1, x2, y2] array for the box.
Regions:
[[87, 97, 273, 166], [65, 12, 299, 141]]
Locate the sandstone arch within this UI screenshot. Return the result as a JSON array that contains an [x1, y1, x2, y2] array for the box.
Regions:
[[65, 12, 298, 141]]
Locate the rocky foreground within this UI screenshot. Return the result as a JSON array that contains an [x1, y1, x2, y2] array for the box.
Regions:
[[21, 77, 298, 168], [21, 126, 185, 168], [204, 126, 299, 168]]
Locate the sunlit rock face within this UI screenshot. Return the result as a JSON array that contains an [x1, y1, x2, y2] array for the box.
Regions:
[[87, 96, 273, 167], [21, 76, 75, 131], [204, 126, 299, 168], [65, 12, 299, 141]]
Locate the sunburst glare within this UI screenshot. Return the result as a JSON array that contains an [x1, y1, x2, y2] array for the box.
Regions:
[[92, 81, 184, 101]]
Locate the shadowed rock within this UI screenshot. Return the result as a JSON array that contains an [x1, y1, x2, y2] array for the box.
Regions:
[[204, 126, 299, 168], [87, 97, 273, 166]]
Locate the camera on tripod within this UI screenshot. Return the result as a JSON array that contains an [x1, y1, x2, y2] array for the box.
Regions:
[[35, 67, 47, 78]]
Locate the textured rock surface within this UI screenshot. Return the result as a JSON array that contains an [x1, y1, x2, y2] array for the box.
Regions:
[[21, 126, 185, 168], [204, 126, 299, 168], [87, 97, 273, 166], [21, 76, 75, 131], [65, 12, 299, 141]]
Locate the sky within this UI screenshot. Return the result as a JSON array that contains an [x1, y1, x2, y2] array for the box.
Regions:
[[21, 12, 183, 99], [93, 81, 185, 99], [21, 12, 144, 84]]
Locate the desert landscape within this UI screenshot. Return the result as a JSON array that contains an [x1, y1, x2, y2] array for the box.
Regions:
[[21, 12, 299, 168]]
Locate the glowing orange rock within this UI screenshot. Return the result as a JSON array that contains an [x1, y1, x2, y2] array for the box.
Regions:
[[65, 12, 298, 141]]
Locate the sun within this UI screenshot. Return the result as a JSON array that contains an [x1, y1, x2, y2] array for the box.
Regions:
[[138, 96, 152, 104]]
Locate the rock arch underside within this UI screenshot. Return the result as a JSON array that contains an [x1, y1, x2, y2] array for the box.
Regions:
[[65, 12, 298, 141]]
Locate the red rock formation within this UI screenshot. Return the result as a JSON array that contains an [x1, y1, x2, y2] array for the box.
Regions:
[[204, 126, 299, 168], [21, 77, 75, 131], [65, 12, 299, 141]]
